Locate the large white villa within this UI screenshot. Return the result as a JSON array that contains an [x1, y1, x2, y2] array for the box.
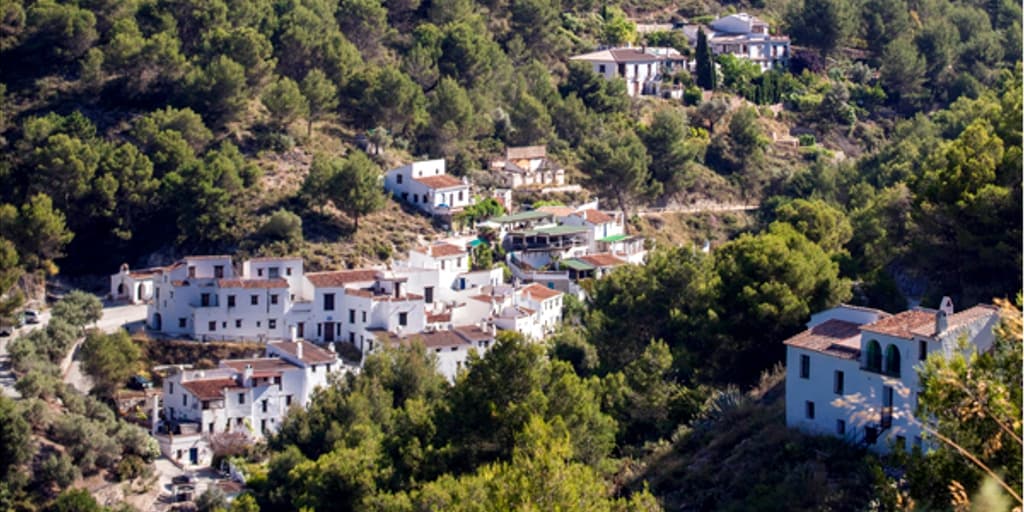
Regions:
[[784, 298, 1000, 453]]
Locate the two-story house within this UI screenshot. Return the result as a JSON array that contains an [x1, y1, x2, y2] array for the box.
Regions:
[[784, 299, 1000, 453], [570, 46, 687, 97], [684, 13, 790, 71], [488, 146, 566, 189], [384, 159, 473, 219]]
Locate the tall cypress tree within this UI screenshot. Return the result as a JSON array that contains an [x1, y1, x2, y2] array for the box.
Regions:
[[696, 29, 716, 90]]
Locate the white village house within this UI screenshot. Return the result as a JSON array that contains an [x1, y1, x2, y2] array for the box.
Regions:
[[570, 46, 687, 98], [784, 299, 1000, 453], [110, 263, 159, 304], [384, 159, 473, 219], [489, 146, 566, 189], [157, 340, 342, 467], [683, 13, 790, 71]]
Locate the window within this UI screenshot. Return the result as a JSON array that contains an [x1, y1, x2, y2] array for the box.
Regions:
[[182, 394, 187, 406], [458, 257, 463, 267], [261, 399, 268, 413], [201, 293, 211, 307], [179, 318, 187, 328], [440, 260, 446, 270], [236, 418, 243, 426], [805, 401, 815, 419], [399, 312, 408, 326], [208, 321, 216, 331], [458, 191, 464, 201], [209, 422, 214, 433], [227, 295, 235, 307], [222, 321, 226, 328], [251, 295, 259, 305], [799, 354, 810, 379], [273, 376, 281, 385], [257, 321, 261, 327], [286, 267, 292, 276], [834, 371, 844, 394], [349, 309, 356, 323], [349, 332, 355, 343], [885, 344, 901, 377], [836, 420, 846, 435], [269, 319, 277, 329], [362, 311, 367, 322], [865, 339, 882, 372], [883, 386, 894, 407], [238, 393, 245, 404], [235, 319, 242, 328], [598, 64, 606, 73], [270, 294, 279, 305], [214, 265, 224, 278], [324, 293, 335, 311], [188, 266, 196, 278], [285, 395, 293, 406], [918, 340, 927, 361], [169, 383, 174, 394], [261, 419, 266, 433], [397, 174, 403, 184], [268, 267, 280, 278], [257, 269, 263, 277]]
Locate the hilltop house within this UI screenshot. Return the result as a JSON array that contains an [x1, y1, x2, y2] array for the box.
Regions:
[[570, 46, 687, 98], [489, 146, 566, 189], [683, 13, 790, 71], [384, 159, 473, 218], [157, 340, 342, 467], [784, 299, 1000, 453]]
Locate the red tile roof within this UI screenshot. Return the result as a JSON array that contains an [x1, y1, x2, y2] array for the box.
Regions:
[[784, 319, 862, 360], [414, 174, 465, 189], [415, 243, 466, 257], [454, 325, 494, 342], [427, 312, 451, 323], [306, 269, 379, 288], [577, 253, 626, 267], [269, 341, 337, 365], [181, 378, 238, 400], [578, 209, 614, 224], [220, 358, 300, 374], [375, 328, 479, 349], [217, 278, 289, 289], [861, 310, 937, 339], [520, 283, 562, 300]]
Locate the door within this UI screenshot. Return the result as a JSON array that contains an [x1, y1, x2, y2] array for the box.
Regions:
[[189, 448, 198, 465], [153, 313, 162, 331], [424, 287, 433, 304], [297, 322, 304, 338], [323, 322, 335, 342]]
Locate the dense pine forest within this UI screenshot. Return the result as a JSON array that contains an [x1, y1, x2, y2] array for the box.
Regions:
[[0, 0, 1021, 510]]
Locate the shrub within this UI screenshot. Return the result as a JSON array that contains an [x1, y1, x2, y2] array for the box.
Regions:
[[35, 451, 79, 491], [114, 455, 149, 481], [258, 209, 303, 244], [798, 134, 816, 146], [683, 85, 702, 106]]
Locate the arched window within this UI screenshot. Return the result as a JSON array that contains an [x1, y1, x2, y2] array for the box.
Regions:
[[865, 340, 882, 372], [885, 344, 901, 377]]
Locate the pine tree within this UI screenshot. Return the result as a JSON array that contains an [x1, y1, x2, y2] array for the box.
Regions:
[[696, 29, 716, 90]]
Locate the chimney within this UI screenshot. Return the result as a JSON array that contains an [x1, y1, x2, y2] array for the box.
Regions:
[[935, 310, 948, 335], [243, 363, 253, 386], [939, 296, 954, 315], [296, 341, 303, 360], [289, 324, 298, 342], [327, 342, 336, 353]]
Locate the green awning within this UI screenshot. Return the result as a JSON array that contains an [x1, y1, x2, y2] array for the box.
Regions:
[[560, 259, 595, 271], [598, 234, 630, 243], [467, 238, 486, 248]]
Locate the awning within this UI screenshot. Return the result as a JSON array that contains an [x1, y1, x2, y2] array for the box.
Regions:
[[560, 259, 595, 271], [598, 234, 630, 243]]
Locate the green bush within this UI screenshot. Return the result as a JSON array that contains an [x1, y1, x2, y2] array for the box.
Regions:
[[798, 134, 816, 146], [683, 86, 702, 106]]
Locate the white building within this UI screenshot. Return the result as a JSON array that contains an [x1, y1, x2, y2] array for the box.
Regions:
[[110, 263, 159, 304], [384, 159, 473, 218], [158, 340, 342, 467], [684, 13, 790, 71], [561, 209, 624, 253], [784, 299, 1000, 453], [489, 146, 566, 189], [570, 46, 688, 97], [372, 324, 495, 381]]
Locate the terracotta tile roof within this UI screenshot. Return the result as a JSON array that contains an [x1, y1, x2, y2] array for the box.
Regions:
[[520, 283, 562, 301], [506, 145, 546, 160], [578, 209, 614, 224], [269, 341, 337, 365], [415, 243, 466, 257], [217, 278, 289, 289], [373, 292, 423, 302], [220, 358, 300, 374], [536, 205, 576, 217], [413, 174, 465, 189], [861, 310, 938, 339], [306, 269, 379, 288], [910, 304, 1000, 338], [577, 253, 626, 267], [454, 325, 494, 342], [181, 378, 238, 400], [374, 329, 473, 349], [128, 269, 161, 278], [784, 319, 863, 360], [427, 312, 451, 323]]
